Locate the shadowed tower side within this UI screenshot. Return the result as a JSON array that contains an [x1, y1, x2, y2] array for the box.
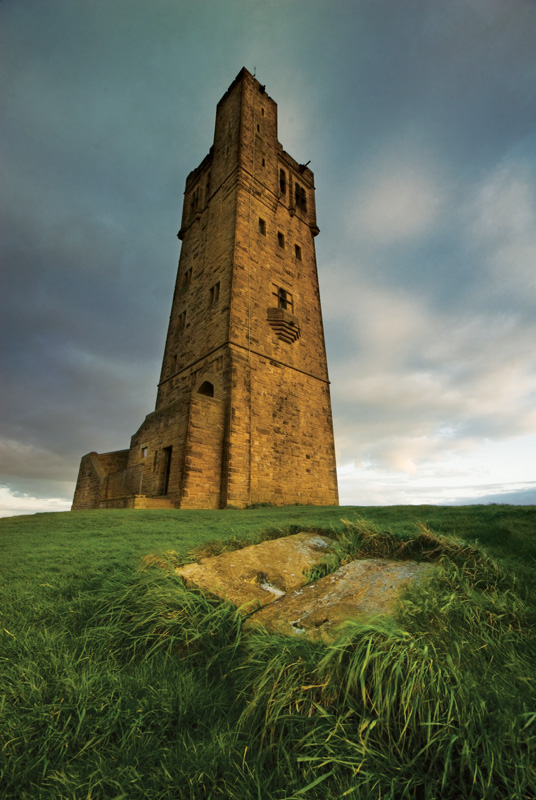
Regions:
[[72, 68, 338, 510]]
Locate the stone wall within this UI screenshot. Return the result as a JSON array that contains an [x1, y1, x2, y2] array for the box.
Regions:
[[224, 347, 338, 507], [72, 450, 129, 510]]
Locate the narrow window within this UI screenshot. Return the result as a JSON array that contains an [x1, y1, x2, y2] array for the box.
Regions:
[[258, 217, 266, 235], [262, 157, 265, 167], [295, 183, 307, 213], [277, 231, 285, 249], [273, 286, 293, 313], [278, 287, 292, 311], [160, 446, 172, 495], [181, 268, 192, 289], [178, 310, 186, 332], [261, 107, 265, 116], [198, 381, 214, 397], [294, 244, 302, 261], [257, 124, 260, 132], [190, 186, 199, 216], [141, 446, 148, 459], [209, 281, 220, 305], [279, 168, 287, 195]]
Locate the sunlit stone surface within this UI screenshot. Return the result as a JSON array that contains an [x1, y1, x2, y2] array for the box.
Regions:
[[176, 533, 433, 641]]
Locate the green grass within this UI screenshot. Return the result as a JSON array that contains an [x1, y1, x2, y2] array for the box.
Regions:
[[1, 505, 535, 799]]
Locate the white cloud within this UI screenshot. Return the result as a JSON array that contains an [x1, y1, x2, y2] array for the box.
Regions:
[[328, 264, 536, 478], [344, 147, 446, 245], [469, 159, 536, 299], [473, 162, 535, 240], [0, 486, 72, 518], [337, 433, 536, 506]]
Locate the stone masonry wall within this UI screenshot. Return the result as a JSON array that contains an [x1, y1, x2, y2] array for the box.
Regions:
[[221, 69, 338, 506], [127, 348, 231, 506], [180, 394, 226, 508], [72, 450, 129, 509], [224, 348, 337, 507]]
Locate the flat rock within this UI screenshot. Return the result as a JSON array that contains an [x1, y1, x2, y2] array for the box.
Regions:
[[243, 558, 434, 642], [176, 533, 335, 611]]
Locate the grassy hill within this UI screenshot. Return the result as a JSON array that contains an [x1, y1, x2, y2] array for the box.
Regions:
[[1, 505, 535, 799]]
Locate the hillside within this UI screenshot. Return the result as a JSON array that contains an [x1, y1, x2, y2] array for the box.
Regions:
[[1, 505, 535, 799]]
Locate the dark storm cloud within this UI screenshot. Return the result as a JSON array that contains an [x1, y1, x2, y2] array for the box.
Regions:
[[1, 0, 535, 513], [0, 0, 268, 513]]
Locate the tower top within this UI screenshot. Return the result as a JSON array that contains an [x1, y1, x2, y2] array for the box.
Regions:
[[218, 67, 271, 107]]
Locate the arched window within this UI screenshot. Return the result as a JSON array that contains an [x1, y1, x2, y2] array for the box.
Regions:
[[197, 381, 214, 397]]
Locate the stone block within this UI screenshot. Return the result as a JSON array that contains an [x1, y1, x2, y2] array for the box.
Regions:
[[244, 558, 434, 642], [176, 532, 335, 611]]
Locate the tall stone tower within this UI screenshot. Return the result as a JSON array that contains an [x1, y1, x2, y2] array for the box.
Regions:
[[72, 68, 338, 510]]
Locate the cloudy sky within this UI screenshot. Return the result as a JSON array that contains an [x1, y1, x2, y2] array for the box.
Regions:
[[1, 0, 535, 516]]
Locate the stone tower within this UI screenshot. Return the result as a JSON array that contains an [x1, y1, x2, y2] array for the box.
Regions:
[[72, 68, 338, 510]]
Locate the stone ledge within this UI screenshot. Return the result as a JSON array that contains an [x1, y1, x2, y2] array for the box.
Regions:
[[267, 306, 300, 344]]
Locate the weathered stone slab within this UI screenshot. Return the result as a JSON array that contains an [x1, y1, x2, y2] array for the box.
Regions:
[[176, 533, 335, 611], [243, 558, 434, 642]]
